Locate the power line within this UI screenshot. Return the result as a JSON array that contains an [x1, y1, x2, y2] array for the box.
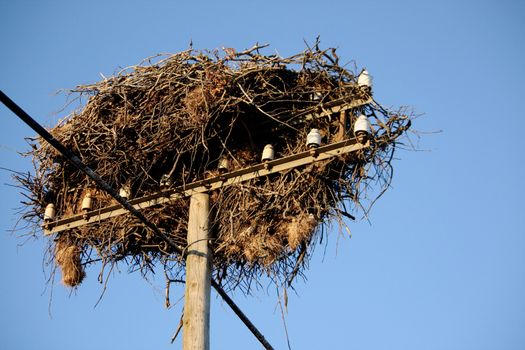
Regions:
[[211, 279, 274, 349], [0, 89, 274, 350]]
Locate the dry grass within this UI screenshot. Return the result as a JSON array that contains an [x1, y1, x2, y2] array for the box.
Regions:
[[55, 236, 85, 287]]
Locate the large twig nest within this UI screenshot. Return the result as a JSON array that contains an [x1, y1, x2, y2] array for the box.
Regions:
[[16, 41, 412, 291]]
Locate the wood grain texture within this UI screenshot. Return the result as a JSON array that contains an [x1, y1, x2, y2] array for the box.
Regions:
[[183, 192, 211, 350]]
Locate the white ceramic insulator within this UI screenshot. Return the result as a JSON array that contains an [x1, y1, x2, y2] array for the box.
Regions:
[[218, 157, 230, 171], [358, 70, 372, 88], [311, 91, 323, 101], [261, 144, 275, 162], [160, 174, 171, 187], [81, 193, 93, 211], [354, 114, 371, 134], [44, 203, 55, 221], [306, 129, 322, 148], [119, 186, 131, 199]]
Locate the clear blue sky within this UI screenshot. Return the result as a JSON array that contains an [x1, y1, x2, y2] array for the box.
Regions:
[[1, 1, 524, 349]]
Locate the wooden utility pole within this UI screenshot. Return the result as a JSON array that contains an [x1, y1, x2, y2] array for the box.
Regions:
[[183, 192, 212, 350]]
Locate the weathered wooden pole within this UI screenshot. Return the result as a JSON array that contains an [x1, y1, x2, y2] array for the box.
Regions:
[[183, 192, 211, 350]]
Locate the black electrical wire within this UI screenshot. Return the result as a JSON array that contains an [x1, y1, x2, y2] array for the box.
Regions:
[[211, 279, 274, 349], [0, 89, 274, 350]]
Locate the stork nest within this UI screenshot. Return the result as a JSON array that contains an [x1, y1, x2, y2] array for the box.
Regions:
[[16, 42, 412, 292]]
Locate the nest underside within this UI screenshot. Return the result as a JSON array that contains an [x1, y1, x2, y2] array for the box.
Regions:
[[16, 43, 411, 291]]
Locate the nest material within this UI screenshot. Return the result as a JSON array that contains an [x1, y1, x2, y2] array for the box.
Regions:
[[17, 42, 412, 291], [55, 236, 85, 286]]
